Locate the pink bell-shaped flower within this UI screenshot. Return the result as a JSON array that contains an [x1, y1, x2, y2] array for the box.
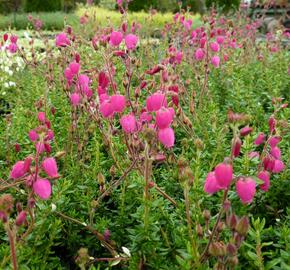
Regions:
[[69, 61, 80, 75], [33, 179, 51, 200], [270, 146, 281, 159], [125, 34, 138, 50], [254, 133, 265, 145], [120, 114, 136, 133], [29, 130, 39, 141], [156, 107, 174, 129], [236, 177, 256, 204], [100, 99, 114, 118], [258, 171, 270, 191], [214, 162, 233, 189], [268, 136, 281, 148], [272, 159, 285, 173], [232, 137, 242, 157], [210, 42, 220, 52], [204, 172, 221, 194], [111, 94, 126, 113], [146, 92, 167, 112], [216, 36, 225, 44], [42, 157, 58, 178], [158, 127, 175, 148], [10, 160, 28, 179], [194, 48, 205, 61], [211, 55, 220, 68], [70, 93, 81, 106], [55, 32, 70, 47], [109, 31, 123, 47]]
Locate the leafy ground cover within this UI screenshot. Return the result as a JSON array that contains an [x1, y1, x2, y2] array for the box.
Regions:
[[0, 2, 289, 270]]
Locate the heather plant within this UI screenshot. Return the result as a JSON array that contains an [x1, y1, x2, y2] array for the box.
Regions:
[[0, 1, 289, 269]]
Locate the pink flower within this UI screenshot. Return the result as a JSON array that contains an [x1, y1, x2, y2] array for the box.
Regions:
[[33, 179, 51, 200], [248, 151, 260, 159], [111, 94, 126, 113], [204, 172, 221, 194], [258, 171, 270, 191], [156, 107, 174, 129], [270, 146, 281, 159], [38, 112, 46, 123], [254, 133, 265, 145], [109, 31, 123, 47], [29, 130, 39, 141], [240, 126, 253, 136], [69, 62, 80, 75], [210, 42, 220, 52], [55, 32, 70, 47], [236, 177, 256, 204], [140, 111, 152, 123], [10, 35, 18, 44], [146, 92, 167, 112], [268, 136, 281, 148], [70, 93, 81, 106], [125, 34, 138, 50], [8, 43, 18, 53], [268, 116, 276, 132], [232, 137, 242, 157], [35, 142, 45, 154], [64, 68, 74, 81], [15, 211, 27, 226], [158, 127, 175, 148], [211, 55, 220, 68], [194, 48, 205, 61], [214, 163, 233, 188], [42, 157, 58, 178], [272, 159, 285, 173], [100, 100, 114, 118], [120, 114, 136, 133], [10, 161, 27, 179], [216, 36, 225, 44]]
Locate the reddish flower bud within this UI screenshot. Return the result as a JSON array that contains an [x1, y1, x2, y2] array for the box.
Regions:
[[232, 137, 242, 157], [240, 126, 253, 136], [15, 211, 27, 226]]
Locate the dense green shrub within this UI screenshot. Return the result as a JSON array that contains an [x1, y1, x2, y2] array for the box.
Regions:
[[23, 0, 63, 12], [205, 0, 241, 12]]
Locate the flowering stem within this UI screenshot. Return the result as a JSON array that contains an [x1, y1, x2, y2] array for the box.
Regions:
[[144, 142, 152, 230], [5, 224, 18, 270]]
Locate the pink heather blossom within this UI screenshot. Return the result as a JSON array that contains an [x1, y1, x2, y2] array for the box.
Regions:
[[109, 31, 123, 47], [64, 68, 74, 81], [204, 172, 221, 194], [200, 37, 206, 48], [270, 146, 281, 159], [175, 51, 183, 64], [36, 142, 45, 154], [10, 161, 26, 179], [263, 155, 275, 171], [268, 116, 276, 132], [232, 137, 242, 157], [146, 92, 167, 112], [214, 163, 233, 188], [210, 42, 220, 52], [272, 159, 285, 173], [33, 179, 51, 200], [111, 94, 126, 113], [29, 130, 39, 141], [98, 72, 109, 90], [120, 114, 136, 133], [258, 171, 270, 191], [183, 19, 192, 31], [156, 107, 174, 129], [158, 127, 175, 148], [99, 93, 109, 103], [140, 111, 152, 123], [69, 62, 80, 75], [236, 177, 256, 204], [117, 0, 123, 5], [55, 32, 70, 47], [46, 130, 54, 141], [10, 35, 18, 43], [194, 48, 205, 61], [100, 100, 114, 118], [125, 34, 138, 50], [70, 93, 81, 106], [211, 56, 220, 68], [15, 211, 27, 226], [216, 35, 225, 44], [42, 157, 58, 178], [38, 112, 46, 123], [248, 151, 260, 159], [268, 136, 281, 148], [8, 43, 18, 53], [254, 133, 265, 145], [240, 126, 253, 136]]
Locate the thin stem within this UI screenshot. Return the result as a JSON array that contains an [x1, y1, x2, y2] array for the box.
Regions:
[[5, 224, 18, 270], [144, 143, 151, 230]]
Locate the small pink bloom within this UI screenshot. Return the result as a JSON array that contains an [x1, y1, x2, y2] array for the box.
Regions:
[[156, 107, 174, 129], [125, 34, 138, 50], [10, 35, 18, 43], [258, 171, 270, 191], [268, 116, 276, 132], [272, 159, 285, 173], [70, 93, 81, 106], [248, 151, 260, 159], [210, 42, 220, 52], [69, 62, 80, 75], [111, 94, 126, 113], [38, 112, 46, 123], [120, 114, 137, 133], [236, 177, 256, 204], [55, 32, 70, 47], [100, 100, 114, 118], [194, 48, 205, 61], [270, 146, 281, 159], [211, 55, 220, 68], [204, 172, 221, 194], [263, 155, 275, 171], [268, 136, 281, 148], [29, 130, 39, 141], [64, 68, 74, 81], [36, 142, 45, 154], [109, 31, 123, 47], [146, 92, 167, 112], [15, 211, 27, 226], [10, 161, 26, 179], [33, 179, 51, 200], [158, 127, 175, 148], [240, 126, 253, 136], [232, 137, 242, 157], [42, 157, 58, 178], [216, 35, 225, 44], [254, 132, 265, 145], [214, 163, 233, 188], [140, 111, 152, 123], [8, 43, 18, 53]]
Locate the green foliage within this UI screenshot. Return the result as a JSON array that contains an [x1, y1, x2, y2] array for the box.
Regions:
[[205, 0, 241, 12], [23, 0, 63, 12]]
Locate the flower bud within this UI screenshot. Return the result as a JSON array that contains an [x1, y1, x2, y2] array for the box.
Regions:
[[235, 216, 250, 236], [15, 211, 27, 226], [226, 243, 237, 256], [203, 210, 211, 220]]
